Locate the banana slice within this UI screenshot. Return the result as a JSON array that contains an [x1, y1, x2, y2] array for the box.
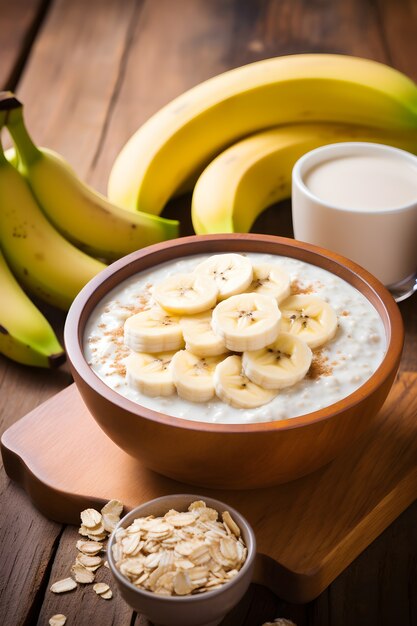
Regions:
[[242, 333, 312, 389], [211, 293, 281, 352], [171, 350, 225, 402], [124, 306, 184, 353], [193, 253, 253, 300], [249, 264, 291, 303], [125, 351, 176, 396], [153, 273, 218, 315], [279, 295, 338, 348], [179, 311, 228, 357], [214, 355, 276, 409]]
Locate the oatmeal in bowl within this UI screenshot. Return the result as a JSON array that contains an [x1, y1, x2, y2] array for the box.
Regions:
[[65, 234, 403, 489], [84, 251, 386, 424]]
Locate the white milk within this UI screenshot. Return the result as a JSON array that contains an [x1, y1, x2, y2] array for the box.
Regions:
[[304, 154, 417, 211]]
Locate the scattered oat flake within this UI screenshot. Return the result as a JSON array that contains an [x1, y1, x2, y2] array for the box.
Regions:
[[85, 523, 105, 536], [71, 562, 95, 583], [78, 524, 90, 537], [76, 554, 103, 570], [101, 499, 123, 517], [76, 540, 103, 555], [93, 582, 110, 595], [81, 508, 102, 528], [50, 578, 77, 594], [101, 589, 113, 600], [49, 615, 67, 626], [102, 513, 119, 533], [87, 531, 107, 541]]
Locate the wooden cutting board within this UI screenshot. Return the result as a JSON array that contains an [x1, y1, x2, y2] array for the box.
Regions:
[[2, 372, 417, 604]]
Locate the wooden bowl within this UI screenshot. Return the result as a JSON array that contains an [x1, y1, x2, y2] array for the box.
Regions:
[[64, 234, 403, 489]]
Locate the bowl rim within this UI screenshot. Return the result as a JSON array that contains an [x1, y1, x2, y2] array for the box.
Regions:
[[64, 233, 404, 433], [107, 494, 256, 603]]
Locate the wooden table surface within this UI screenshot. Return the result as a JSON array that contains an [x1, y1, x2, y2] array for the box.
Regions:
[[1, 1, 417, 625]]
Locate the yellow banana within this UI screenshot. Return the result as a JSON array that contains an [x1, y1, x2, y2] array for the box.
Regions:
[[108, 54, 417, 216], [5, 100, 178, 262], [0, 248, 65, 368], [0, 127, 105, 310], [191, 123, 417, 234]]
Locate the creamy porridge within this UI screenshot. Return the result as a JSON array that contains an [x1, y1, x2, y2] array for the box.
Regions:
[[84, 253, 386, 424]]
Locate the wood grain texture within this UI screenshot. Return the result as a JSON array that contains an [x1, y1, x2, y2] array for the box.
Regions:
[[0, 358, 71, 625], [3, 371, 417, 603], [0, 483, 62, 626], [0, 0, 48, 89], [89, 0, 393, 195], [36, 526, 133, 626], [377, 0, 417, 79], [13, 0, 137, 179]]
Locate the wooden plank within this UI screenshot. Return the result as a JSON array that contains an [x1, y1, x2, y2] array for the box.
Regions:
[[3, 371, 417, 604], [13, 0, 137, 180], [0, 0, 48, 89], [377, 0, 417, 80], [89, 0, 390, 194], [0, 481, 62, 626], [310, 500, 417, 626], [0, 354, 72, 624], [36, 526, 133, 626]]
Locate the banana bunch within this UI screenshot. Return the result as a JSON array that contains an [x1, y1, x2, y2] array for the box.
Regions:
[[108, 54, 417, 233], [123, 254, 337, 409], [0, 92, 178, 368]]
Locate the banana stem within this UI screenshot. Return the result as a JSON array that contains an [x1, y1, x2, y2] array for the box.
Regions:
[[6, 107, 41, 167]]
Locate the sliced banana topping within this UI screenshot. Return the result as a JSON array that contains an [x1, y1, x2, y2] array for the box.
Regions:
[[153, 273, 218, 315], [249, 264, 291, 303], [242, 332, 312, 389], [279, 295, 338, 349], [211, 293, 281, 352], [171, 350, 226, 402], [121, 256, 339, 409], [179, 311, 228, 357], [214, 355, 277, 409], [124, 306, 184, 353], [194, 253, 253, 300], [125, 351, 176, 397]]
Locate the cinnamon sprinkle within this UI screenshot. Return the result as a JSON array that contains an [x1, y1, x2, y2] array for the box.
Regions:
[[104, 327, 124, 338], [290, 279, 315, 295], [307, 349, 334, 379]]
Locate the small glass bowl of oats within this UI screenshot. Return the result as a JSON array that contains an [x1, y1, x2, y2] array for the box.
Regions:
[[107, 494, 256, 626]]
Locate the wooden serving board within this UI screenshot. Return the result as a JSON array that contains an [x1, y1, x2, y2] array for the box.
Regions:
[[2, 372, 417, 604]]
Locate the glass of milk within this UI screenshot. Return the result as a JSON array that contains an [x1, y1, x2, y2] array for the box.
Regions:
[[292, 142, 417, 301]]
